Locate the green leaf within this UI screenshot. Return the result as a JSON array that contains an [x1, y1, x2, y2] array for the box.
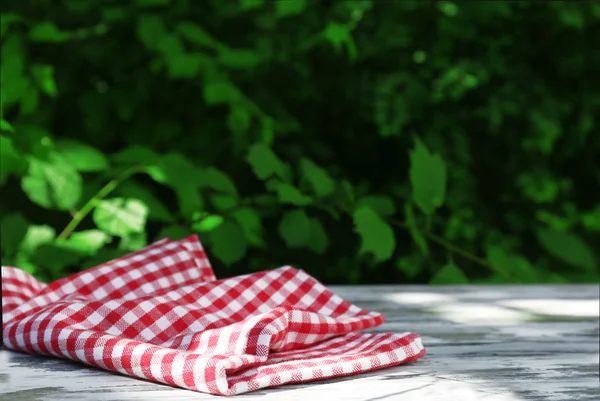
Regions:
[[199, 167, 238, 196], [396, 253, 424, 279], [430, 262, 469, 284], [307, 217, 329, 254], [271, 182, 313, 206], [240, 0, 264, 11], [158, 225, 193, 241], [0, 135, 26, 184], [405, 202, 428, 256], [61, 230, 111, 256], [219, 49, 260, 69], [116, 180, 175, 223], [135, 0, 171, 6], [1, 119, 15, 132], [227, 105, 252, 135], [300, 158, 335, 197], [209, 220, 247, 265], [30, 242, 86, 280], [1, 213, 29, 256], [21, 154, 83, 210], [246, 143, 285, 180], [19, 225, 56, 255], [409, 137, 447, 215], [203, 81, 238, 105], [93, 198, 148, 237], [279, 209, 311, 248], [358, 195, 396, 217], [149, 153, 203, 218], [536, 228, 597, 271], [438, 1, 459, 17], [55, 140, 109, 172], [176, 22, 220, 49], [486, 247, 541, 283], [29, 22, 68, 42], [112, 146, 160, 165], [211, 194, 238, 211], [275, 0, 306, 17], [136, 15, 167, 50], [231, 207, 263, 246], [353, 205, 395, 262], [119, 231, 147, 252], [192, 215, 225, 232], [31, 64, 58, 97]]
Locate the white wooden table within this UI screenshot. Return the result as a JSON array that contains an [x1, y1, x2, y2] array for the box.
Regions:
[[2, 285, 598, 400]]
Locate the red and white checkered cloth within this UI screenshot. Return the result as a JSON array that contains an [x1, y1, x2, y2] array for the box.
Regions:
[[2, 235, 425, 395]]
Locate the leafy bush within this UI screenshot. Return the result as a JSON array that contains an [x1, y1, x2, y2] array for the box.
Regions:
[[1, 0, 599, 284]]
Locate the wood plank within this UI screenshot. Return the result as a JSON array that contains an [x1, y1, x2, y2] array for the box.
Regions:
[[2, 285, 598, 400]]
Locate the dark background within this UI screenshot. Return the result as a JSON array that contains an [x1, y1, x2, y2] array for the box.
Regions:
[[1, 0, 599, 285]]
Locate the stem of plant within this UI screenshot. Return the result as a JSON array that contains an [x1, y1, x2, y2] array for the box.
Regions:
[[57, 165, 145, 240]]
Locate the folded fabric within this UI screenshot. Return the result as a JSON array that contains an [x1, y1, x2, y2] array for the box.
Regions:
[[2, 235, 426, 396]]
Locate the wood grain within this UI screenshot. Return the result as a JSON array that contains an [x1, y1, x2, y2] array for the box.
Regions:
[[2, 285, 598, 400]]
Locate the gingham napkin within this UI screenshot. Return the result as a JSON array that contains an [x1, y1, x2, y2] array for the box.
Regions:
[[2, 235, 425, 396]]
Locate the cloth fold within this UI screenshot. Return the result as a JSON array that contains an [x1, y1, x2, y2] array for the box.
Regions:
[[2, 235, 425, 396]]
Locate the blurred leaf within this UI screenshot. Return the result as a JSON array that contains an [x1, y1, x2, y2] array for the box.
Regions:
[[536, 228, 597, 271], [246, 143, 285, 180], [358, 195, 396, 217], [21, 154, 83, 210], [135, 0, 170, 6], [271, 181, 313, 206], [55, 140, 109, 172], [31, 65, 58, 97], [136, 15, 167, 50], [232, 207, 263, 246], [227, 105, 252, 135], [93, 198, 148, 237], [405, 202, 428, 256], [0, 135, 27, 184], [396, 253, 423, 279], [211, 194, 238, 211], [199, 167, 238, 196], [219, 49, 260, 69], [487, 247, 541, 283], [1, 213, 29, 256], [307, 217, 329, 254], [203, 81, 238, 105], [31, 242, 86, 280], [116, 180, 175, 222], [240, 0, 264, 11], [119, 231, 147, 252], [209, 220, 247, 265], [353, 205, 395, 262], [438, 1, 459, 17], [158, 225, 193, 241], [300, 158, 335, 197], [275, 0, 306, 17], [112, 146, 159, 165], [176, 21, 220, 49], [61, 230, 111, 256], [19, 225, 56, 255], [0, 120, 15, 132], [192, 215, 225, 232], [29, 22, 68, 42], [279, 209, 311, 248], [430, 261, 469, 284], [409, 137, 447, 215]]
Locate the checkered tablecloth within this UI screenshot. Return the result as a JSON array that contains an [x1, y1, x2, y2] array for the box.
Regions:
[[2, 235, 426, 395]]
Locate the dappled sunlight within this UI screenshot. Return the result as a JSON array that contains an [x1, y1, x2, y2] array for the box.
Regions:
[[497, 299, 600, 317]]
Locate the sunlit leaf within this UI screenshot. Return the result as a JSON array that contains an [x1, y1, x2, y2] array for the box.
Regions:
[[21, 153, 83, 210], [192, 215, 225, 232], [60, 230, 111, 256], [116, 180, 175, 222], [93, 198, 148, 237], [31, 64, 58, 97], [353, 205, 395, 262], [279, 209, 311, 248], [409, 137, 447, 215], [119, 231, 147, 252]]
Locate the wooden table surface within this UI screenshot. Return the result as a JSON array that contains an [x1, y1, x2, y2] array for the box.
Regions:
[[1, 285, 598, 401]]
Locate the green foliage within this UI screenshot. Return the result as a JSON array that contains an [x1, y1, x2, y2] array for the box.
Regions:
[[1, 1, 598, 284]]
